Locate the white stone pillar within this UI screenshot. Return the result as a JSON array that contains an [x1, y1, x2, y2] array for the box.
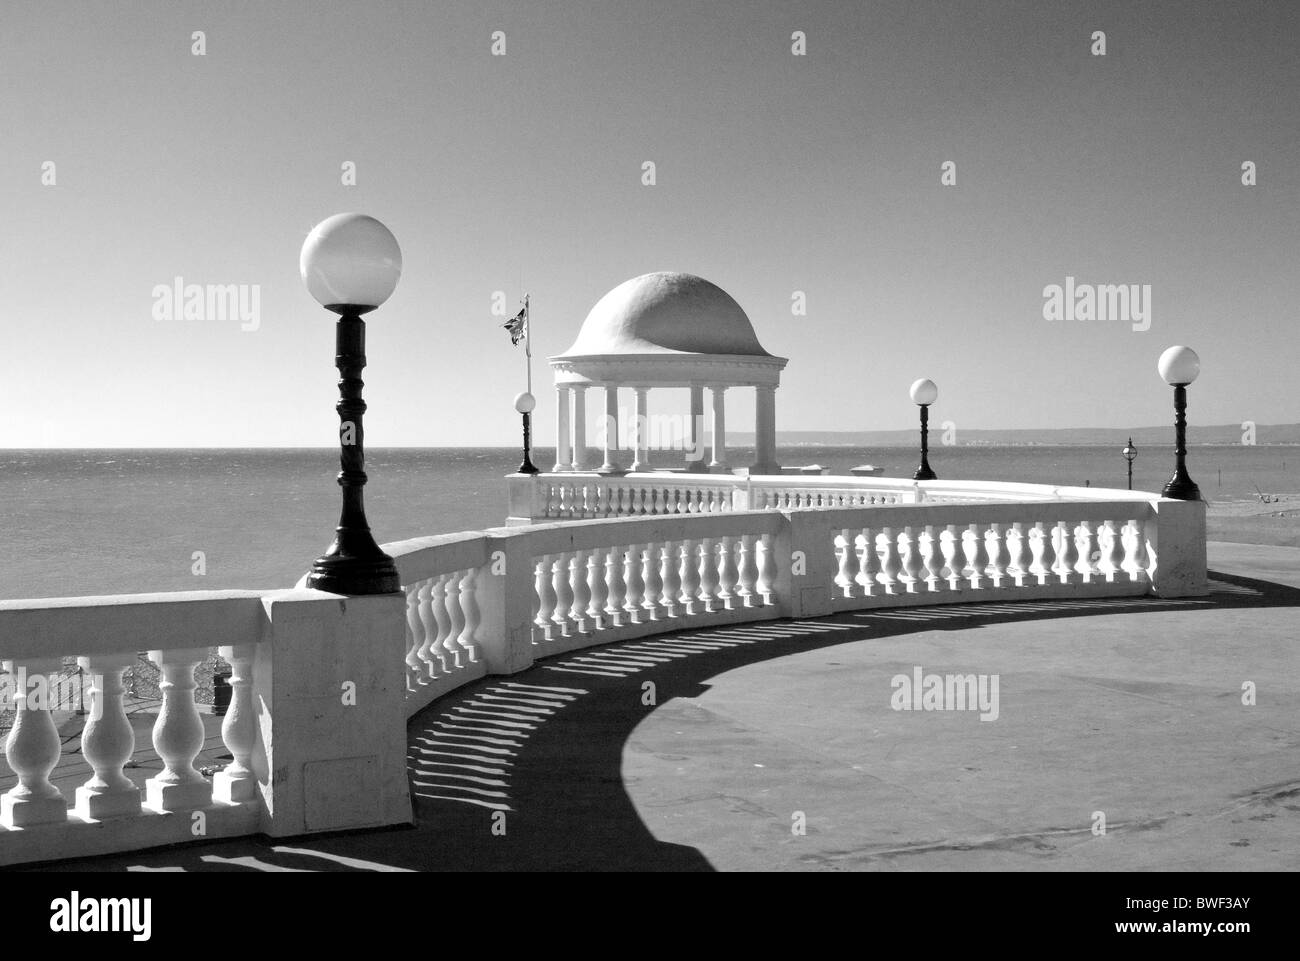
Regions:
[[600, 385, 621, 473], [686, 385, 706, 471], [553, 386, 571, 472], [571, 385, 588, 471], [631, 387, 650, 472], [752, 385, 779, 474], [709, 385, 728, 472]]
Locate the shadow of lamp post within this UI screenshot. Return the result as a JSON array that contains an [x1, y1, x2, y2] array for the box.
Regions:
[[1123, 436, 1137, 490], [299, 212, 403, 595], [515, 390, 540, 474], [1157, 345, 1202, 502], [910, 377, 938, 481]]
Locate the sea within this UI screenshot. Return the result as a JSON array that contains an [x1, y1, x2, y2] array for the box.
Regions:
[[2, 445, 1296, 601]]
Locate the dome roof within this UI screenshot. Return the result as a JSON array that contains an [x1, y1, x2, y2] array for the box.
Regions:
[[559, 272, 771, 357]]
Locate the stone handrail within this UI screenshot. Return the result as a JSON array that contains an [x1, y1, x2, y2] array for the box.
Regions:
[[1, 492, 1206, 867]]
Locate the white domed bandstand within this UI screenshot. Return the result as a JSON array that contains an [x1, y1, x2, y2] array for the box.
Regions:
[[549, 272, 787, 474]]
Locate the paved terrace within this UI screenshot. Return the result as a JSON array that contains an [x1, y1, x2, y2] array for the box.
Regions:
[[16, 542, 1299, 872]]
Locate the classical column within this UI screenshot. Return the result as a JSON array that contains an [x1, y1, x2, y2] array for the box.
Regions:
[[599, 385, 622, 473], [570, 385, 589, 471], [686, 385, 706, 472], [631, 387, 650, 472], [553, 386, 571, 472], [751, 385, 779, 475], [709, 385, 728, 472]]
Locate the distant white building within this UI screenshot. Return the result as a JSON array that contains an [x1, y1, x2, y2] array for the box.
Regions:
[[549, 272, 788, 475]]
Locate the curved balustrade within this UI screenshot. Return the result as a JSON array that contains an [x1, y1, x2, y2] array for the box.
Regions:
[[1, 488, 1206, 868], [507, 471, 1160, 524]]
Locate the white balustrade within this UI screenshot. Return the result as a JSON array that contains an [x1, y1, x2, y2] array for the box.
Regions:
[[0, 489, 1201, 868]]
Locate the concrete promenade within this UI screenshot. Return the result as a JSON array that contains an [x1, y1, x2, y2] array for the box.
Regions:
[[19, 542, 1299, 872]]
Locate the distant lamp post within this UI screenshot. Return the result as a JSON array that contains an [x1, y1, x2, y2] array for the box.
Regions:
[[299, 212, 403, 595], [514, 391, 540, 474], [909, 378, 938, 481], [1157, 345, 1202, 501], [1122, 437, 1137, 490]]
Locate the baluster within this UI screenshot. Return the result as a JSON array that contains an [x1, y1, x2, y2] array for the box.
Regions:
[[757, 534, 778, 605], [1, 657, 67, 827], [1121, 519, 1146, 582], [641, 543, 663, 620], [146, 648, 211, 812], [404, 584, 424, 689], [1078, 521, 1101, 583], [921, 526, 944, 592], [858, 528, 880, 596], [1033, 521, 1057, 586], [606, 544, 628, 627], [413, 581, 440, 677], [1098, 519, 1123, 582], [571, 551, 593, 633], [717, 536, 739, 610], [941, 525, 962, 590], [879, 528, 903, 594], [698, 538, 720, 612], [458, 568, 481, 659], [654, 487, 666, 515], [738, 534, 759, 607], [835, 531, 857, 598], [535, 557, 557, 641], [1140, 515, 1157, 583], [901, 526, 924, 593], [587, 549, 609, 630], [622, 545, 645, 624], [213, 644, 257, 804], [631, 487, 644, 515], [964, 524, 989, 589], [1056, 522, 1079, 585], [679, 539, 701, 615], [1010, 522, 1034, 588], [74, 654, 142, 818], [552, 553, 574, 637], [428, 576, 455, 668], [661, 541, 682, 617], [444, 570, 468, 662], [987, 523, 1010, 588]]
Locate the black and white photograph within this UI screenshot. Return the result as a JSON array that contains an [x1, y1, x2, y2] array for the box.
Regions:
[[1, 0, 1295, 936]]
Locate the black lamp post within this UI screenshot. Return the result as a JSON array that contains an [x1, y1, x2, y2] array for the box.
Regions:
[[300, 213, 403, 595], [909, 378, 938, 481], [1122, 437, 1137, 490], [515, 391, 539, 474], [1157, 345, 1202, 501]]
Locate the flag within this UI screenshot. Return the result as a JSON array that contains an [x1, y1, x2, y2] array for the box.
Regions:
[[503, 301, 528, 346]]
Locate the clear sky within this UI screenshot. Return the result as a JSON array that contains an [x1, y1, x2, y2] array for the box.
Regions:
[[3, 0, 1297, 447]]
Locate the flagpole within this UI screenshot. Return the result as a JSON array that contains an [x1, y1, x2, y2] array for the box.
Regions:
[[524, 293, 532, 395]]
